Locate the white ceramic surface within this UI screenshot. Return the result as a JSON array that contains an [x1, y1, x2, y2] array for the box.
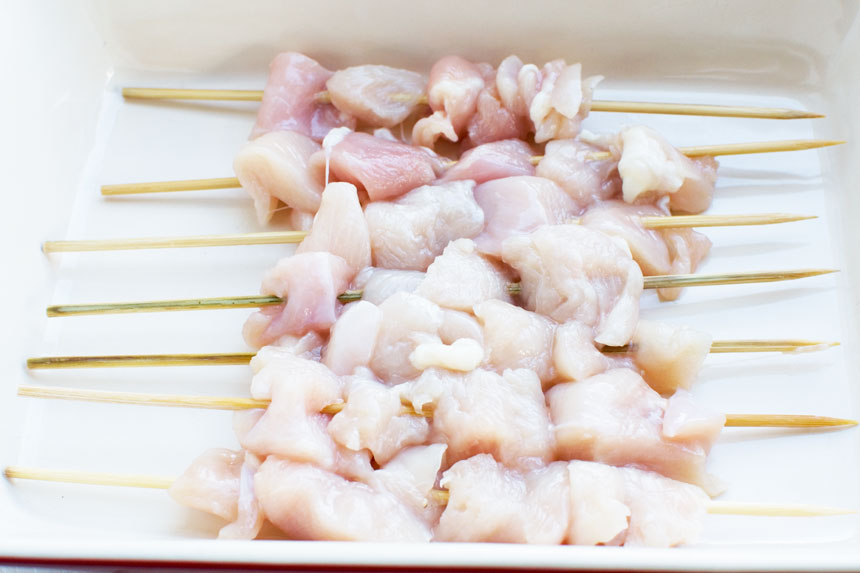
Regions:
[[2, 0, 859, 569]]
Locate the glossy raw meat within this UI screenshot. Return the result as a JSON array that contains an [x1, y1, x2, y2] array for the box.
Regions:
[[251, 52, 354, 141], [322, 301, 382, 376], [233, 131, 325, 224], [631, 320, 713, 394], [296, 182, 371, 274], [412, 56, 485, 146], [440, 139, 535, 185], [327, 65, 426, 127], [352, 267, 426, 305], [329, 132, 439, 201], [416, 239, 514, 311], [473, 299, 556, 384], [535, 138, 621, 211], [657, 227, 713, 301], [501, 224, 643, 346], [368, 444, 447, 520], [472, 175, 577, 257], [436, 454, 569, 543], [552, 321, 611, 383], [548, 368, 724, 493], [328, 375, 430, 464], [255, 457, 432, 542], [365, 181, 484, 271]]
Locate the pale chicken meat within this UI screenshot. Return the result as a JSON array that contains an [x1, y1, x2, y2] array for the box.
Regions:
[[631, 320, 713, 395], [473, 299, 556, 385], [368, 444, 447, 521], [535, 137, 621, 211], [329, 132, 439, 201], [438, 309, 484, 345], [617, 126, 718, 213], [416, 238, 515, 312], [327, 375, 430, 464], [579, 201, 712, 301], [365, 181, 484, 271], [465, 83, 530, 148], [566, 461, 709, 547], [322, 301, 382, 376], [552, 321, 612, 383], [369, 292, 445, 383], [255, 457, 432, 542], [168, 448, 264, 541], [251, 52, 355, 141], [352, 267, 426, 305], [547, 368, 725, 493], [439, 139, 535, 185], [412, 56, 485, 147], [239, 351, 343, 467], [242, 252, 353, 347], [326, 65, 426, 127], [295, 182, 371, 274], [233, 130, 325, 225], [472, 175, 577, 257], [431, 368, 554, 466], [501, 224, 643, 346], [435, 454, 570, 543]]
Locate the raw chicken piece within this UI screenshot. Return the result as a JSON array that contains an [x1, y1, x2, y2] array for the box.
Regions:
[[473, 299, 556, 384], [250, 52, 354, 141], [397, 367, 455, 413], [369, 444, 447, 520], [439, 309, 484, 345], [322, 301, 382, 376], [535, 138, 621, 211], [352, 267, 426, 305], [295, 182, 371, 274], [580, 201, 712, 301], [465, 83, 530, 147], [217, 453, 264, 540], [657, 227, 713, 301], [249, 339, 325, 379], [547, 368, 724, 493], [328, 375, 429, 464], [631, 320, 713, 394], [409, 338, 484, 372], [432, 368, 554, 466], [501, 224, 643, 346], [329, 132, 438, 201], [326, 65, 426, 127], [239, 351, 342, 467], [242, 313, 327, 356], [566, 461, 709, 547], [411, 56, 485, 147], [242, 252, 353, 347], [233, 131, 325, 224], [365, 181, 484, 271], [255, 457, 432, 542], [416, 239, 514, 312], [495, 55, 530, 117], [552, 321, 611, 383], [435, 454, 569, 543], [288, 208, 316, 231], [370, 292, 445, 383], [439, 139, 535, 185], [472, 175, 577, 257], [617, 126, 718, 213]]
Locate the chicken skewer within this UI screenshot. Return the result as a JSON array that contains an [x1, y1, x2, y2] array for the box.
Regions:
[[100, 139, 843, 196], [3, 465, 851, 518], [16, 385, 857, 429], [121, 86, 824, 121], [23, 340, 840, 369], [42, 269, 837, 317], [41, 213, 814, 253]]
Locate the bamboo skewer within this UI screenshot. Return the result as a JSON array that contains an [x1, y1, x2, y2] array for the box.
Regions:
[[42, 213, 816, 253], [121, 87, 825, 120], [43, 269, 836, 317], [24, 340, 840, 370], [15, 385, 858, 428], [99, 140, 844, 196], [4, 464, 851, 516]]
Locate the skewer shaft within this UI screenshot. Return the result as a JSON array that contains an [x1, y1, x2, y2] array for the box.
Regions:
[[4, 465, 850, 516], [101, 177, 240, 196], [121, 88, 824, 120], [42, 214, 816, 253], [25, 340, 839, 370], [16, 386, 857, 427], [44, 269, 836, 317]]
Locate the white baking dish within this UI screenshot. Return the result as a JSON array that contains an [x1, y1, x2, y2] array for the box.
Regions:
[[2, 0, 859, 568]]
